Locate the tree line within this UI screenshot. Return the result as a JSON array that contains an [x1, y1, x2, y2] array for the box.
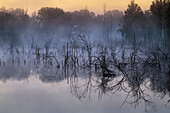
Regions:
[[0, 6, 123, 46], [122, 0, 170, 47], [0, 0, 170, 48]]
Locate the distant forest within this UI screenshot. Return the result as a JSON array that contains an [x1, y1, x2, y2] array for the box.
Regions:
[[0, 0, 170, 48]]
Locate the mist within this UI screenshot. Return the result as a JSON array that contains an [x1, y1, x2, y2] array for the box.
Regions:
[[0, 1, 170, 113]]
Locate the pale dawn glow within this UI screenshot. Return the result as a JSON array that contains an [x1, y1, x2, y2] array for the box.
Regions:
[[0, 0, 153, 14]]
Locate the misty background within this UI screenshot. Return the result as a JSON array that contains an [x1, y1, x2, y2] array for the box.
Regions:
[[0, 0, 169, 50], [0, 1, 170, 112]]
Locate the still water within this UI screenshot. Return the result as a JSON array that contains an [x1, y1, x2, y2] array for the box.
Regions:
[[0, 45, 170, 113], [0, 74, 169, 113]]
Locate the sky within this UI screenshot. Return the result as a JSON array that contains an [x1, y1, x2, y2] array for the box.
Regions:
[[0, 0, 153, 14]]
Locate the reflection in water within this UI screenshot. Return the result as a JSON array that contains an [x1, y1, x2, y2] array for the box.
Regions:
[[0, 42, 170, 113], [0, 71, 170, 113]]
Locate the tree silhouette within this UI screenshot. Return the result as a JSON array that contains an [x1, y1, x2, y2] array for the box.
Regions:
[[0, 7, 29, 46], [150, 0, 169, 39], [165, 1, 170, 48], [122, 0, 144, 42], [37, 7, 65, 26]]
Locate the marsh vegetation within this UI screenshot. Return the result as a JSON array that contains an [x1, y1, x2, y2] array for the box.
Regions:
[[0, 0, 170, 113]]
